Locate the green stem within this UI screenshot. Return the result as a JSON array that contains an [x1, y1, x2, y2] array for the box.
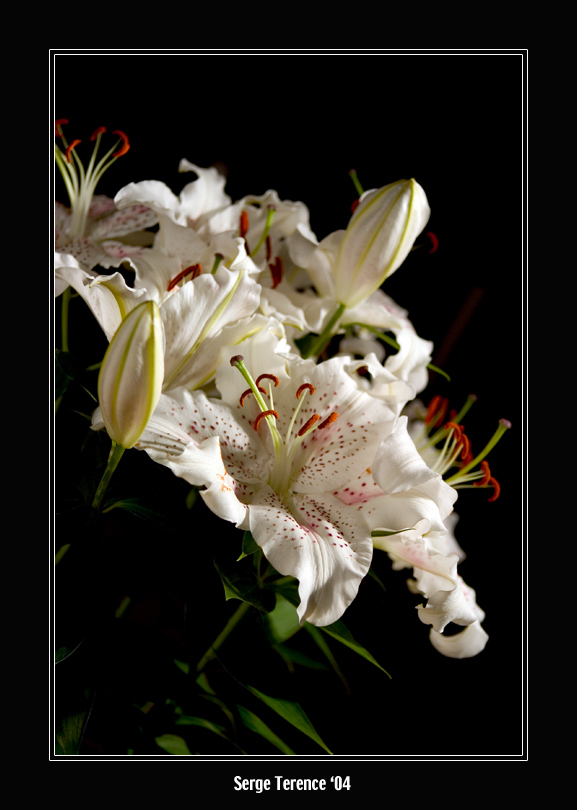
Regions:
[[303, 303, 346, 359], [61, 286, 71, 353], [196, 601, 251, 672], [92, 441, 126, 511]]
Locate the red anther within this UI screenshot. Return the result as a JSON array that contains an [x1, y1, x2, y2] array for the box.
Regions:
[[239, 386, 266, 407], [240, 210, 249, 239], [269, 256, 283, 289], [167, 263, 202, 291], [112, 130, 130, 157], [445, 421, 463, 437], [296, 383, 315, 399], [318, 412, 339, 430], [298, 414, 321, 436], [474, 461, 492, 488], [351, 198, 360, 213], [425, 395, 442, 425], [458, 432, 471, 460], [433, 399, 449, 426], [55, 119, 68, 136], [448, 408, 457, 422], [256, 373, 279, 388], [254, 409, 279, 431], [426, 231, 439, 254], [90, 126, 107, 141], [65, 139, 81, 162], [487, 477, 501, 502], [266, 235, 272, 262]]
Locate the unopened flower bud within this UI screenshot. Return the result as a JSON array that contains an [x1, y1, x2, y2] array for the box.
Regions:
[[334, 178, 430, 308], [98, 300, 164, 448]]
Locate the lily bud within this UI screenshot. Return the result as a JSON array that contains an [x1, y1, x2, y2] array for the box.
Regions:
[[98, 300, 164, 449], [334, 178, 430, 308]]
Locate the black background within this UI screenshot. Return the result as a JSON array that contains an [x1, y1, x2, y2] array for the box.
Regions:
[[53, 50, 526, 772]]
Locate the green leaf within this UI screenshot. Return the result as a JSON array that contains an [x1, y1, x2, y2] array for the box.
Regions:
[[102, 497, 180, 531], [245, 684, 332, 754], [174, 659, 190, 675], [175, 716, 227, 739], [275, 645, 328, 671], [214, 559, 276, 613], [320, 621, 390, 677], [304, 625, 350, 693], [55, 638, 84, 664], [266, 594, 302, 644], [196, 672, 217, 695], [55, 687, 95, 755], [237, 705, 295, 754], [155, 734, 193, 755], [237, 530, 259, 560], [270, 579, 389, 676]]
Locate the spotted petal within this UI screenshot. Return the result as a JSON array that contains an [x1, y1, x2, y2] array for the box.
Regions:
[[247, 487, 373, 626]]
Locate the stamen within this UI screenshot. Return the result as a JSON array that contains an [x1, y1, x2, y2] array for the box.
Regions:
[[425, 395, 442, 426], [65, 139, 81, 163], [240, 210, 249, 239], [297, 414, 321, 436], [458, 432, 472, 463], [269, 256, 283, 289], [239, 386, 266, 406], [446, 419, 511, 484], [167, 263, 201, 291], [445, 421, 462, 437], [425, 395, 449, 428], [90, 126, 107, 141], [474, 461, 492, 487], [487, 477, 501, 502], [318, 412, 339, 429], [112, 130, 130, 158], [254, 409, 279, 431], [256, 373, 279, 388], [55, 119, 69, 136], [230, 355, 244, 366], [426, 231, 439, 254], [296, 383, 315, 399]]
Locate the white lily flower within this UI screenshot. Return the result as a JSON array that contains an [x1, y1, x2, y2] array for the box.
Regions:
[[132, 326, 451, 627], [372, 398, 497, 658], [54, 122, 157, 280], [98, 300, 164, 449], [114, 159, 231, 229]]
